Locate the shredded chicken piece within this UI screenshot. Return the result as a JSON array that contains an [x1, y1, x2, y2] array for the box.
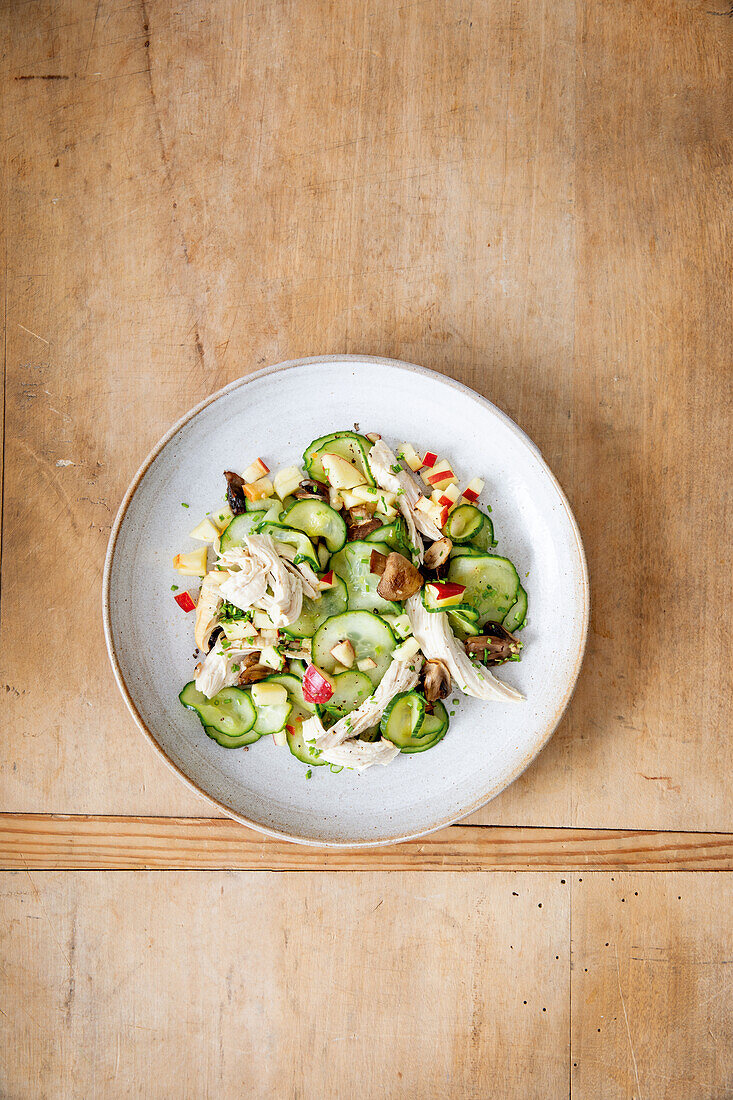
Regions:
[[406, 594, 522, 702], [194, 572, 225, 652], [194, 639, 263, 698], [217, 548, 267, 609], [301, 714, 400, 771], [281, 558, 320, 599], [369, 439, 443, 554], [217, 535, 304, 628], [314, 654, 423, 751]]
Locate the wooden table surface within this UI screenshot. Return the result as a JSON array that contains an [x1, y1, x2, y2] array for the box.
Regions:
[[1, 1, 731, 1096]]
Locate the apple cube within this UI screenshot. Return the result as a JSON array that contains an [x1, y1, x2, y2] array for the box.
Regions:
[[243, 477, 274, 502], [221, 619, 258, 642], [427, 581, 467, 608], [302, 664, 335, 704], [350, 485, 380, 505], [189, 517, 221, 543], [210, 505, 234, 533], [251, 681, 288, 707], [422, 451, 438, 468], [330, 639, 356, 667], [462, 477, 485, 503], [252, 610, 277, 630], [397, 443, 422, 471], [426, 460, 457, 489], [357, 657, 377, 672], [321, 452, 367, 490], [260, 645, 284, 671], [392, 637, 421, 663], [389, 613, 413, 639], [242, 457, 270, 482], [173, 547, 208, 576], [273, 465, 304, 501], [272, 728, 288, 746]]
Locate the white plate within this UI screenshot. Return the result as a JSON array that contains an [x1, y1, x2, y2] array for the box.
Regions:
[[103, 356, 588, 847]]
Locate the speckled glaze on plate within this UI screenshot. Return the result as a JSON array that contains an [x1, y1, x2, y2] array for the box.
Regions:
[[103, 355, 588, 847]]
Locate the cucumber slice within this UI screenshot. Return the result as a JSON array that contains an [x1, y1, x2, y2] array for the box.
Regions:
[[245, 496, 274, 512], [179, 682, 258, 743], [253, 699, 292, 736], [256, 523, 320, 570], [470, 515, 496, 551], [380, 691, 426, 749], [363, 517, 412, 556], [321, 670, 373, 718], [281, 575, 349, 639], [358, 725, 381, 743], [203, 725, 260, 748], [447, 610, 482, 638], [317, 543, 331, 570], [447, 554, 521, 625], [502, 584, 528, 632], [444, 504, 495, 548], [421, 584, 480, 619], [281, 500, 347, 553], [219, 513, 263, 552], [303, 431, 375, 486], [312, 610, 396, 688], [286, 717, 326, 766], [330, 540, 401, 615], [402, 701, 449, 754]]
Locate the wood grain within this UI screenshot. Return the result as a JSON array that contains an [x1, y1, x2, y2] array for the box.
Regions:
[[1, 0, 730, 832], [1, 816, 732, 871], [572, 873, 733, 1099], [2, 871, 731, 1099], [0, 870, 571, 1100]]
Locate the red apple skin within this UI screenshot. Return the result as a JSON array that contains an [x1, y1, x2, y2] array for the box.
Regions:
[[302, 664, 334, 704]]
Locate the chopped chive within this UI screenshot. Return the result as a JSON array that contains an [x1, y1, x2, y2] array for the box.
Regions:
[[305, 768, 313, 779], [171, 584, 179, 591], [181, 502, 189, 508], [231, 664, 240, 672]]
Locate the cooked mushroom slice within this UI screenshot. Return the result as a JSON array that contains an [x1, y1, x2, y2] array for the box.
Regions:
[[294, 478, 330, 502], [422, 658, 451, 702], [423, 537, 453, 571], [376, 552, 424, 600], [224, 470, 248, 514], [369, 548, 388, 576], [347, 503, 377, 521], [347, 518, 383, 541], [237, 653, 270, 684], [465, 624, 522, 666]]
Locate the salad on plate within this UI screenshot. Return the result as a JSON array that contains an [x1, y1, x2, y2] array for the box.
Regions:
[[173, 431, 528, 772]]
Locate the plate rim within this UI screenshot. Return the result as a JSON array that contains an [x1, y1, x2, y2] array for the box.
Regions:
[[102, 354, 590, 848]]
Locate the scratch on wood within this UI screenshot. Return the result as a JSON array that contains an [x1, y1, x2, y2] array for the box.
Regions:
[[615, 946, 643, 1099]]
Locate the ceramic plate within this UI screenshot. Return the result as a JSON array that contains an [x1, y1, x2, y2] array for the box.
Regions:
[[103, 355, 588, 847]]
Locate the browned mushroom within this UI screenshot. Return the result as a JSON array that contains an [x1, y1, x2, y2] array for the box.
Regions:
[[423, 537, 453, 571], [376, 552, 424, 600], [237, 653, 271, 685], [369, 549, 388, 576], [224, 470, 248, 514], [348, 518, 383, 541], [422, 658, 451, 702], [347, 503, 377, 521], [465, 624, 522, 666], [294, 478, 329, 502]]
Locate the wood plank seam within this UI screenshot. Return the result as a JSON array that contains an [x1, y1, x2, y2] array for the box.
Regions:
[[0, 815, 731, 871]]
